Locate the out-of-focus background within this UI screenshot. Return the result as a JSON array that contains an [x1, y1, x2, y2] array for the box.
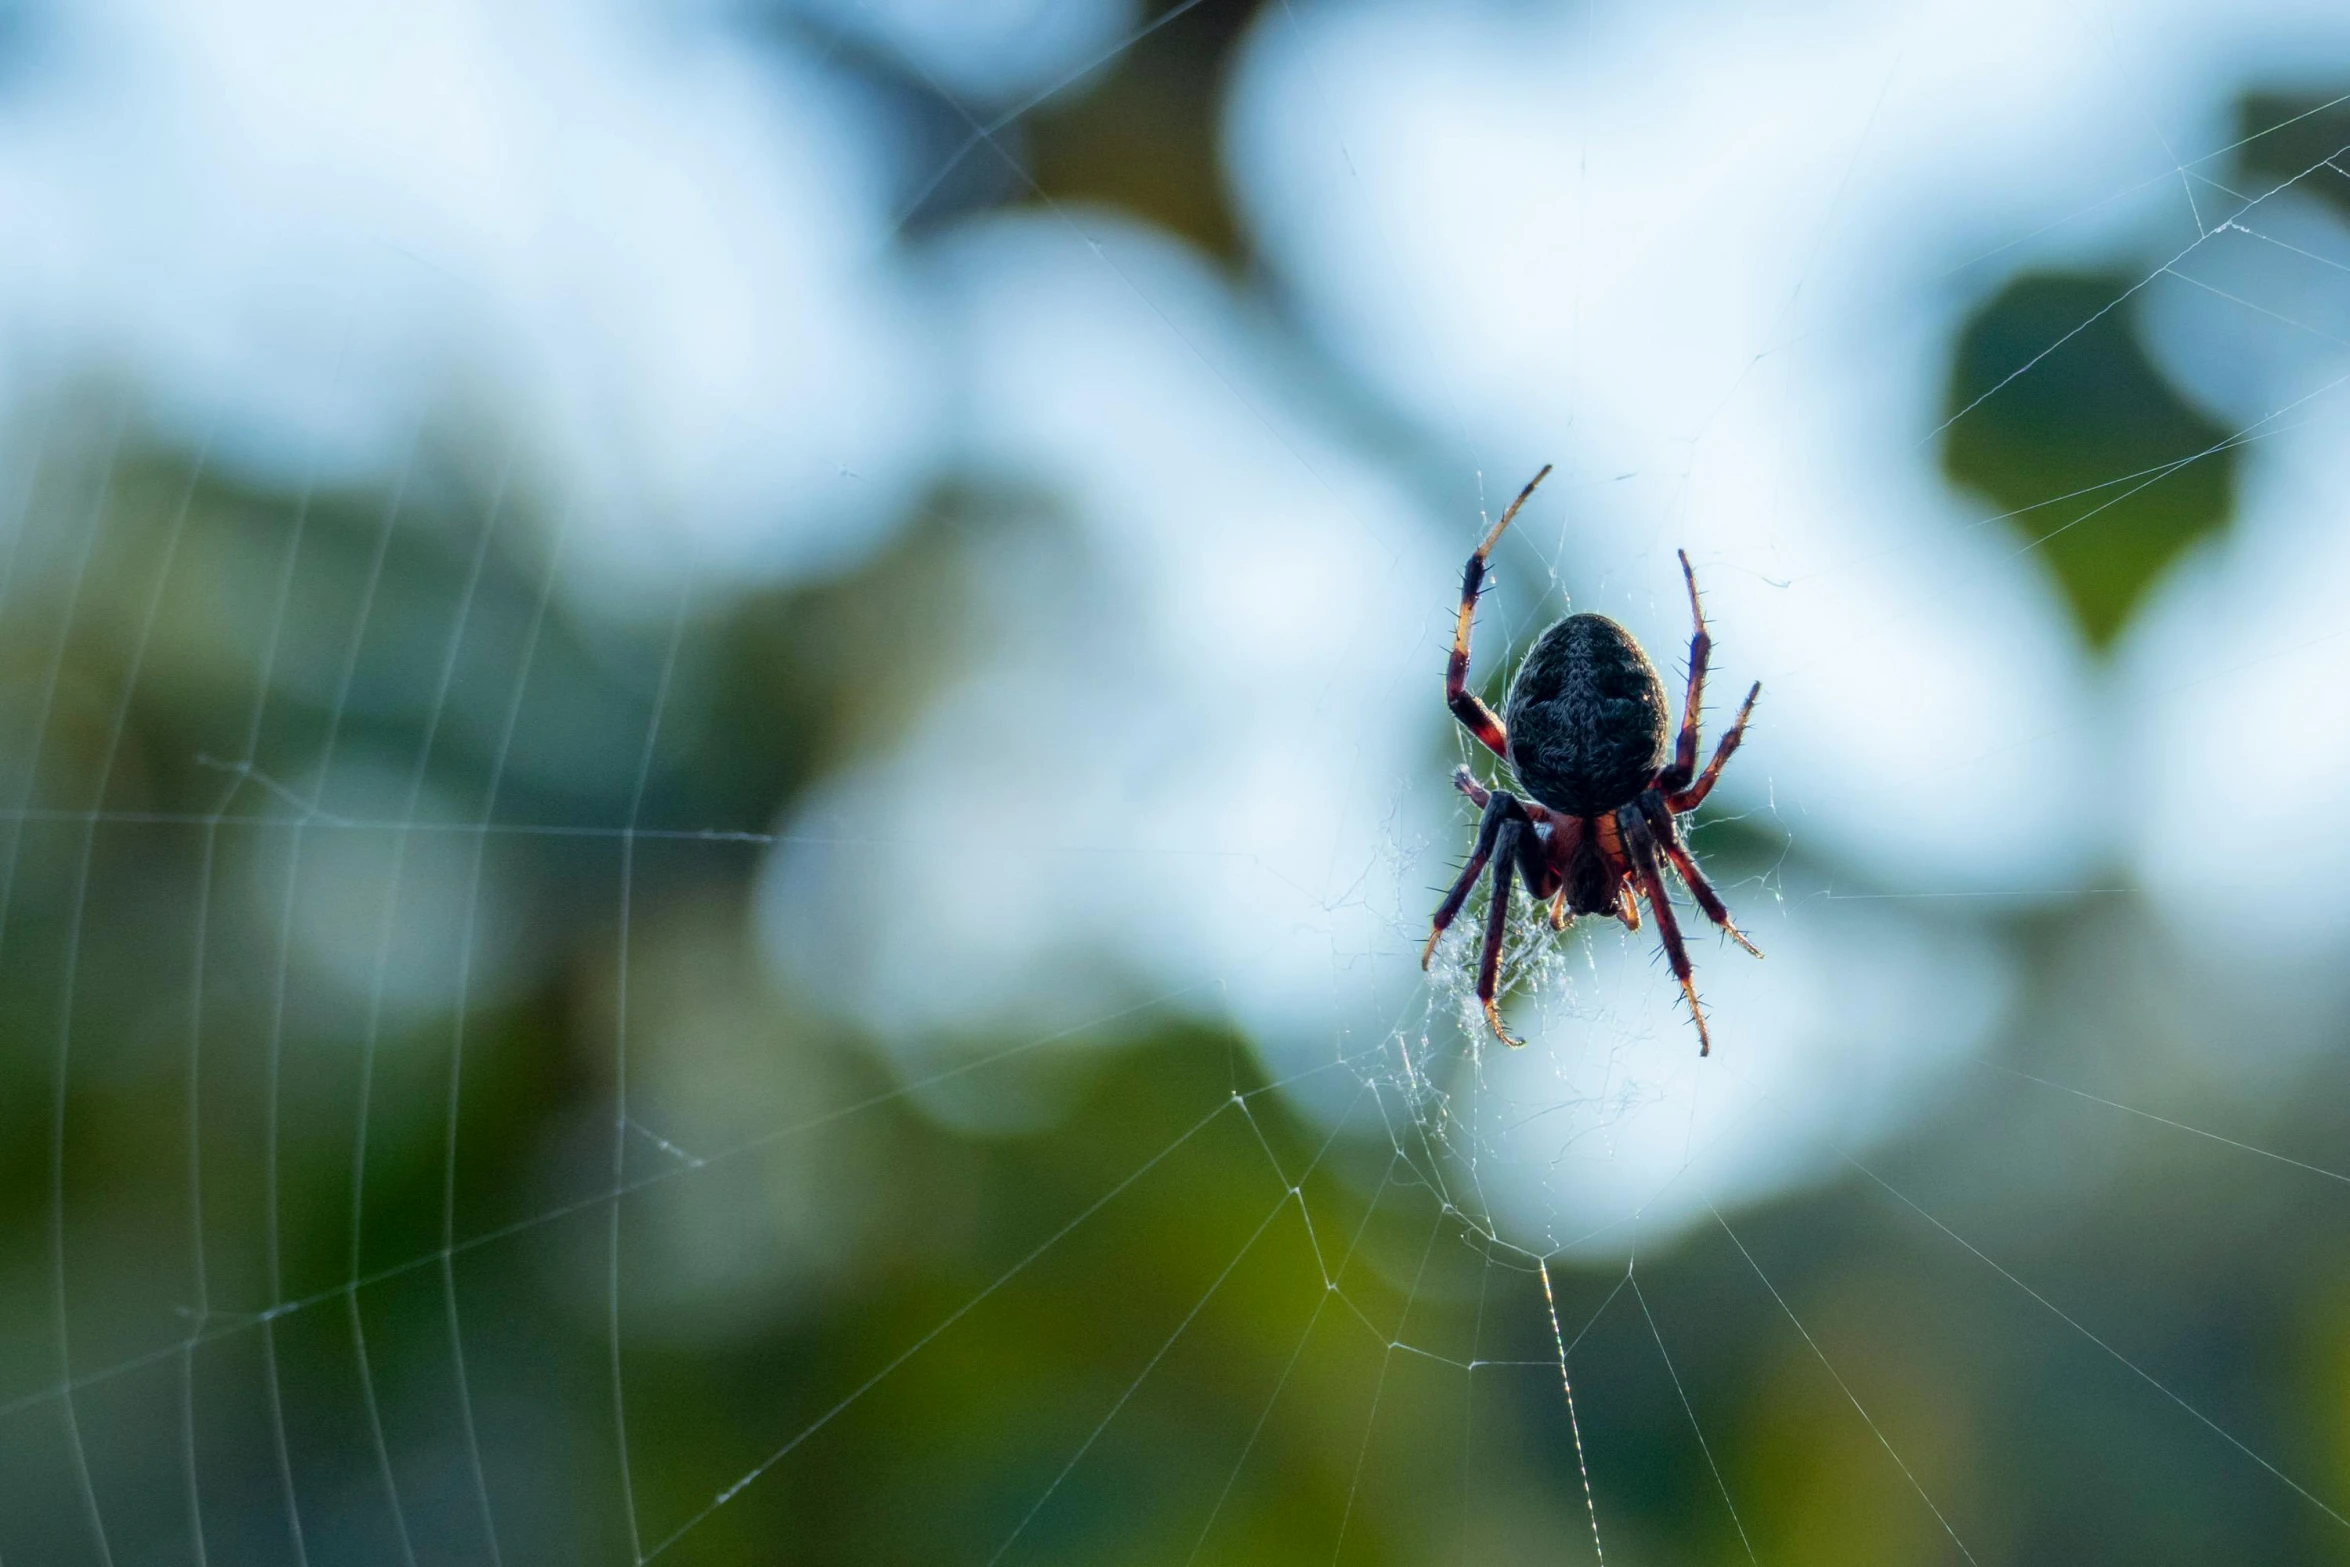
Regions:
[[5, 0, 2350, 1560]]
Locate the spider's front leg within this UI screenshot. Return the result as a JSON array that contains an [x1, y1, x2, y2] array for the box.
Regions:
[[1445, 465, 1552, 760]]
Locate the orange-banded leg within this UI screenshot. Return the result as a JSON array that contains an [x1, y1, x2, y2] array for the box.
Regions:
[[1638, 795, 1761, 957], [1620, 808, 1712, 1055], [1666, 680, 1759, 814], [1445, 465, 1553, 760]]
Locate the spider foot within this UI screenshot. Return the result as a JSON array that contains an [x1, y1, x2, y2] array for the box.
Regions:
[[1482, 998, 1524, 1049], [1681, 986, 1713, 1057], [1419, 926, 1443, 970], [1549, 891, 1568, 931], [1725, 926, 1763, 958]]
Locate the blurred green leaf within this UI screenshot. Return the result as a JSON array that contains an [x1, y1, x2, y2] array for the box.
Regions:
[[1940, 270, 2234, 649], [1026, 0, 1260, 264], [2236, 90, 2350, 223]]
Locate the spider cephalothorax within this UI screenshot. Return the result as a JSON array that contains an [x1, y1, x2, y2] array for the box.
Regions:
[[1423, 465, 1761, 1052]]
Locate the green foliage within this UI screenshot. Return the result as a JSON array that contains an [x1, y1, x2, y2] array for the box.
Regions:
[[1940, 270, 2234, 649], [2236, 91, 2350, 222], [12, 410, 2350, 1562], [1024, 0, 1261, 264]]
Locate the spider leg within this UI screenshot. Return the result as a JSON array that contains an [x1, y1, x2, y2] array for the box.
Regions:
[[1522, 834, 1566, 928], [1423, 788, 1521, 968], [1476, 817, 1527, 1046], [1664, 680, 1759, 814], [1452, 764, 1491, 809], [1621, 808, 1713, 1056], [1658, 550, 1711, 794], [1639, 795, 1761, 957], [1514, 808, 1563, 904], [1446, 465, 1553, 760]]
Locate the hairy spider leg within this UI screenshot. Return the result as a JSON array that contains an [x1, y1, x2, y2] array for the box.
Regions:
[[1622, 809, 1713, 1055], [1423, 789, 1520, 968], [1445, 464, 1554, 760], [1665, 680, 1759, 814], [1516, 809, 1565, 903], [1454, 762, 1575, 887], [1478, 816, 1527, 1046], [1638, 795, 1762, 956], [1659, 550, 1712, 793]]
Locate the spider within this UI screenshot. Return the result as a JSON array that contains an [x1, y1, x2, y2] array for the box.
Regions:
[[1423, 465, 1761, 1054]]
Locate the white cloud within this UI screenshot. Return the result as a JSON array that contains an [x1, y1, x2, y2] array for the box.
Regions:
[[783, 0, 1144, 105], [0, 0, 937, 595], [1438, 872, 2008, 1260], [2123, 394, 2350, 961], [760, 211, 1450, 1107]]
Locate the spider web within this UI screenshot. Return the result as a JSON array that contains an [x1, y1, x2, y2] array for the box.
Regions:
[[5, 2, 2350, 1564]]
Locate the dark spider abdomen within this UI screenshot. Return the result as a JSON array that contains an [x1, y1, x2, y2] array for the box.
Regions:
[[1502, 612, 1669, 816]]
